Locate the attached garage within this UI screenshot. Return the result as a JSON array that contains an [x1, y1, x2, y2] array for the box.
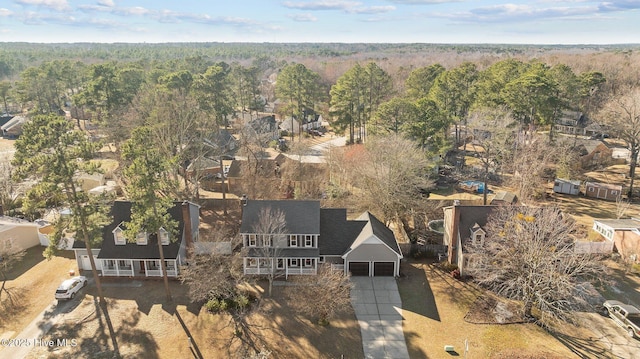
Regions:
[[347, 261, 396, 276], [348, 262, 370, 276], [373, 262, 395, 276]]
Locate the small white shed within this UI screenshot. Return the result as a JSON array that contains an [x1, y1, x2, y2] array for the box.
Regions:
[[553, 178, 581, 195]]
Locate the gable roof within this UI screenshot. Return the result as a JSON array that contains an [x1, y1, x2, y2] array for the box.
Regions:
[[449, 205, 497, 251], [73, 201, 196, 260], [240, 200, 320, 234], [352, 211, 402, 256], [319, 208, 367, 256]]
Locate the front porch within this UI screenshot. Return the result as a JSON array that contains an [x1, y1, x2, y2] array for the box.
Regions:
[[100, 259, 179, 277], [243, 257, 318, 278]]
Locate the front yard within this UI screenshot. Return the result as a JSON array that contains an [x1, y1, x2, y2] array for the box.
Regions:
[[398, 260, 582, 359], [2, 246, 362, 358]]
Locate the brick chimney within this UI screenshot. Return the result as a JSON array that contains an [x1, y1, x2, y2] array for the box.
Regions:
[[182, 201, 194, 257]]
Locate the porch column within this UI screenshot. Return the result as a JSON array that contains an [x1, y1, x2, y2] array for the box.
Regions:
[[144, 260, 149, 277], [129, 259, 133, 276]]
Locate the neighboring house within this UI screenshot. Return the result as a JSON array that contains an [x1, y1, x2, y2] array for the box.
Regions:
[[593, 218, 640, 262], [280, 113, 324, 135], [184, 157, 222, 181], [554, 111, 602, 137], [1, 115, 27, 138], [585, 182, 623, 201], [553, 178, 581, 195], [249, 115, 279, 140], [575, 139, 613, 168], [225, 154, 288, 196], [72, 201, 200, 278], [240, 200, 403, 278], [443, 205, 496, 276], [0, 216, 48, 251], [203, 129, 238, 154]]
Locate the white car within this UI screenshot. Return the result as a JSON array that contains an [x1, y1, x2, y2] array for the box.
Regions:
[[55, 276, 87, 300]]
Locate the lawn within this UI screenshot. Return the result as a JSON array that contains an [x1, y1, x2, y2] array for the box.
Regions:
[[398, 259, 580, 359], [0, 247, 77, 341], [25, 279, 363, 358]]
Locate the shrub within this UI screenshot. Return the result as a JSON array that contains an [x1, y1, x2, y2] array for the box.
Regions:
[[205, 298, 221, 313]]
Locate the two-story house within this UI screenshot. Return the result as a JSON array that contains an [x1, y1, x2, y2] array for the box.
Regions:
[[240, 200, 403, 278], [72, 200, 200, 278]]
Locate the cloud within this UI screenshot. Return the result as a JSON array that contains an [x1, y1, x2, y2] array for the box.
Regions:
[[282, 0, 395, 14], [598, 0, 640, 12], [282, 0, 360, 11], [433, 2, 604, 23], [97, 0, 115, 6], [287, 13, 318, 21], [349, 5, 396, 14], [0, 8, 13, 16], [387, 0, 463, 3], [14, 0, 69, 12]]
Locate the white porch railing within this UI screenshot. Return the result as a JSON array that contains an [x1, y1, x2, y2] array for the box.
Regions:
[[102, 268, 135, 276], [244, 267, 275, 275], [146, 269, 162, 277], [287, 267, 316, 275]]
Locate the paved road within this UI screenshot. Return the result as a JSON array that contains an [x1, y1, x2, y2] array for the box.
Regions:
[[351, 277, 410, 359]]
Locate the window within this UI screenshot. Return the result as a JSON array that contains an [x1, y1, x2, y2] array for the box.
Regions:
[[304, 258, 313, 267], [589, 187, 595, 192], [612, 191, 618, 195], [158, 227, 169, 245], [319, 256, 325, 263], [247, 258, 257, 267], [113, 228, 126, 245], [136, 232, 148, 245], [148, 260, 159, 270], [105, 260, 115, 269], [165, 260, 175, 270], [263, 235, 272, 247], [289, 259, 299, 267], [118, 260, 131, 269], [289, 235, 298, 247], [305, 235, 313, 247], [277, 259, 284, 269], [260, 258, 272, 268], [248, 234, 257, 247]]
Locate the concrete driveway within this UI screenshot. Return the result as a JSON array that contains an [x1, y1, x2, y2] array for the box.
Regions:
[[350, 277, 410, 359]]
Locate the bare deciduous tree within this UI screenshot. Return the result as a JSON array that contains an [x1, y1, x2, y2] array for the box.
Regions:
[[467, 107, 516, 205], [507, 134, 556, 203], [0, 238, 26, 304], [249, 207, 287, 297], [342, 135, 433, 226], [286, 264, 352, 325], [466, 206, 606, 324], [598, 86, 640, 197]]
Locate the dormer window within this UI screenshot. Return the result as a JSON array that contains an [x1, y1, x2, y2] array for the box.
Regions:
[[136, 232, 148, 245], [113, 224, 126, 245], [158, 227, 169, 245], [470, 223, 485, 246]]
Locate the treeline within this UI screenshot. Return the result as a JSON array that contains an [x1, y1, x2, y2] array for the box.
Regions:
[[1, 42, 638, 80]]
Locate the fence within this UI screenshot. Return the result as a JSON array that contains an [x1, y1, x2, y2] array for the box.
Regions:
[[399, 243, 447, 256], [574, 241, 614, 254]]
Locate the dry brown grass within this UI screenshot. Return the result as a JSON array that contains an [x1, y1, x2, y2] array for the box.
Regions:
[[25, 279, 363, 359], [0, 247, 76, 339], [398, 260, 579, 359]]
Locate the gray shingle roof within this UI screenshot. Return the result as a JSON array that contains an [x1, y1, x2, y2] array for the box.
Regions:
[[240, 200, 320, 234], [359, 212, 402, 256], [319, 208, 366, 256], [73, 201, 189, 260]]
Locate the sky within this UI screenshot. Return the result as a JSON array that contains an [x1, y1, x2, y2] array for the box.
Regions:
[[0, 0, 639, 44]]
